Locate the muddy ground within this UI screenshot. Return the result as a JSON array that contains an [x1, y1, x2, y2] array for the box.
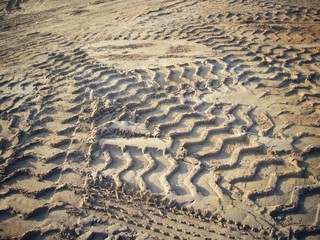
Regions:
[[0, 0, 319, 239]]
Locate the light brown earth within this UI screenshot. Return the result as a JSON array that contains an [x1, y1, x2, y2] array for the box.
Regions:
[[0, 0, 320, 239]]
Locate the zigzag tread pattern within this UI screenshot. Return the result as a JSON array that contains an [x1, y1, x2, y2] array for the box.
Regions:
[[0, 0, 319, 239]]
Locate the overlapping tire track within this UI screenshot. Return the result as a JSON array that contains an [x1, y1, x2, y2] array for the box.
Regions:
[[0, 0, 319, 239], [83, 0, 320, 237]]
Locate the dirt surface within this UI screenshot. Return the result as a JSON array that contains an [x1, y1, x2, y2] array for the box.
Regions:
[[0, 0, 320, 239]]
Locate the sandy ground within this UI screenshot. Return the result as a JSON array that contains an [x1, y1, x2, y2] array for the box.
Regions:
[[0, 0, 320, 239]]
